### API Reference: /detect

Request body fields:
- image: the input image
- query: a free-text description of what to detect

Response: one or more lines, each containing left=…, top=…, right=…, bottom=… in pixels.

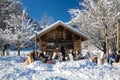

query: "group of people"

left=24, top=48, right=84, bottom=65
left=60, top=44, right=85, bottom=61
left=24, top=50, right=55, bottom=65
left=69, top=50, right=84, bottom=60
left=24, top=45, right=120, bottom=65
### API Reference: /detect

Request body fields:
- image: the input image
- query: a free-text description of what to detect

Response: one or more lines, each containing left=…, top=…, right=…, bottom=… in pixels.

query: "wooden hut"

left=30, top=20, right=88, bottom=54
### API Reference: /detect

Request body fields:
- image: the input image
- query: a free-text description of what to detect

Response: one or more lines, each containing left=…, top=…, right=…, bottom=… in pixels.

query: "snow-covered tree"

left=69, top=0, right=120, bottom=53
left=4, top=10, right=36, bottom=56
left=0, top=0, right=21, bottom=55
left=0, top=0, right=41, bottom=56
left=0, top=0, right=21, bottom=29
left=40, top=14, right=54, bottom=28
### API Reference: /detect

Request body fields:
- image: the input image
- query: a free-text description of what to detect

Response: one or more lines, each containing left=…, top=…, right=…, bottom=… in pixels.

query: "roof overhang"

left=30, top=20, right=89, bottom=41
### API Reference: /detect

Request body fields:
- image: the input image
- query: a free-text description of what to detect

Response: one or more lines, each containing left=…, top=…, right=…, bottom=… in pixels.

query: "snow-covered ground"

left=0, top=51, right=120, bottom=80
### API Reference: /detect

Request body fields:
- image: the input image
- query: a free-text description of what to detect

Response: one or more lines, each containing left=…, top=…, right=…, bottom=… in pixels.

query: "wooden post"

left=53, top=29, right=56, bottom=40
left=102, top=18, right=109, bottom=62
left=79, top=37, right=81, bottom=52
left=35, top=33, right=37, bottom=54
left=105, top=25, right=109, bottom=60
left=117, top=19, right=120, bottom=55
left=39, top=38, right=42, bottom=51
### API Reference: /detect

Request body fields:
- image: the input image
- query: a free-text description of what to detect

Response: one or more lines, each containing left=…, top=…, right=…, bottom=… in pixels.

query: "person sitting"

left=71, top=50, right=77, bottom=60
left=73, top=51, right=79, bottom=60
left=108, top=52, right=117, bottom=65
left=24, top=50, right=41, bottom=65
left=24, top=50, right=35, bottom=65
left=39, top=51, right=49, bottom=63
left=76, top=51, right=83, bottom=60
left=115, top=55, right=120, bottom=63
left=68, top=50, right=74, bottom=61
left=84, top=51, right=90, bottom=59
left=31, top=50, right=40, bottom=61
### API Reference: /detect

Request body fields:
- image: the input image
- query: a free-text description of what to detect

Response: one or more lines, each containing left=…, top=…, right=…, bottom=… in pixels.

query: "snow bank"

left=0, top=56, right=120, bottom=80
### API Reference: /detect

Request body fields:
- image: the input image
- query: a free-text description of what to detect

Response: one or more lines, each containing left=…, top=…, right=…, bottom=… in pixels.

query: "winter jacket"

left=109, top=54, right=116, bottom=59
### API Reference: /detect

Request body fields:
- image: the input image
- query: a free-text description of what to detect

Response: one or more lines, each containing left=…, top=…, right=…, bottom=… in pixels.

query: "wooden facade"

left=31, top=21, right=88, bottom=54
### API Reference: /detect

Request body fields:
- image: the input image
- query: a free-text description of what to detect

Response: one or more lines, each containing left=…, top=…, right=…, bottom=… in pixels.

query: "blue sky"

left=21, top=0, right=80, bottom=22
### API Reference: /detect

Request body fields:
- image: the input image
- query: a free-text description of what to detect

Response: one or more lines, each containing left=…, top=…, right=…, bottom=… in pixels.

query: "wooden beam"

left=79, top=37, right=81, bottom=51
left=63, top=28, right=66, bottom=39
left=53, top=29, right=56, bottom=40
left=117, top=19, right=120, bottom=55
left=39, top=37, right=42, bottom=51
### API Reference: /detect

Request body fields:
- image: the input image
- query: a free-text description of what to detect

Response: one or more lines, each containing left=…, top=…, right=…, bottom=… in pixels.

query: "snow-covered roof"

left=30, top=20, right=88, bottom=41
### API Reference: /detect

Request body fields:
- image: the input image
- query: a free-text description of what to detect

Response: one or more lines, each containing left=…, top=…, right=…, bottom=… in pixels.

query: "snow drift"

left=0, top=55, right=120, bottom=80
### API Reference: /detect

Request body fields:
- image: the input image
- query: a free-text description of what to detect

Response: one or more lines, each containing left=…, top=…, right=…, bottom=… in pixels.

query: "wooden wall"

left=74, top=39, right=81, bottom=51
left=37, top=25, right=82, bottom=53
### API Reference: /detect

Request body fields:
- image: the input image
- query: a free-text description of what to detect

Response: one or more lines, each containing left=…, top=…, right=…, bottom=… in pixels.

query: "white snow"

left=0, top=51, right=120, bottom=80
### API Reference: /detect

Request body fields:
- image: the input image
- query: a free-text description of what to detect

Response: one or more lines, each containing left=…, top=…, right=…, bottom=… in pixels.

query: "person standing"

left=60, top=44, right=65, bottom=61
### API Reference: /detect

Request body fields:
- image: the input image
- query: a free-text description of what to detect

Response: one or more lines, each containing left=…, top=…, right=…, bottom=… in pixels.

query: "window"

left=47, top=42, right=55, bottom=49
